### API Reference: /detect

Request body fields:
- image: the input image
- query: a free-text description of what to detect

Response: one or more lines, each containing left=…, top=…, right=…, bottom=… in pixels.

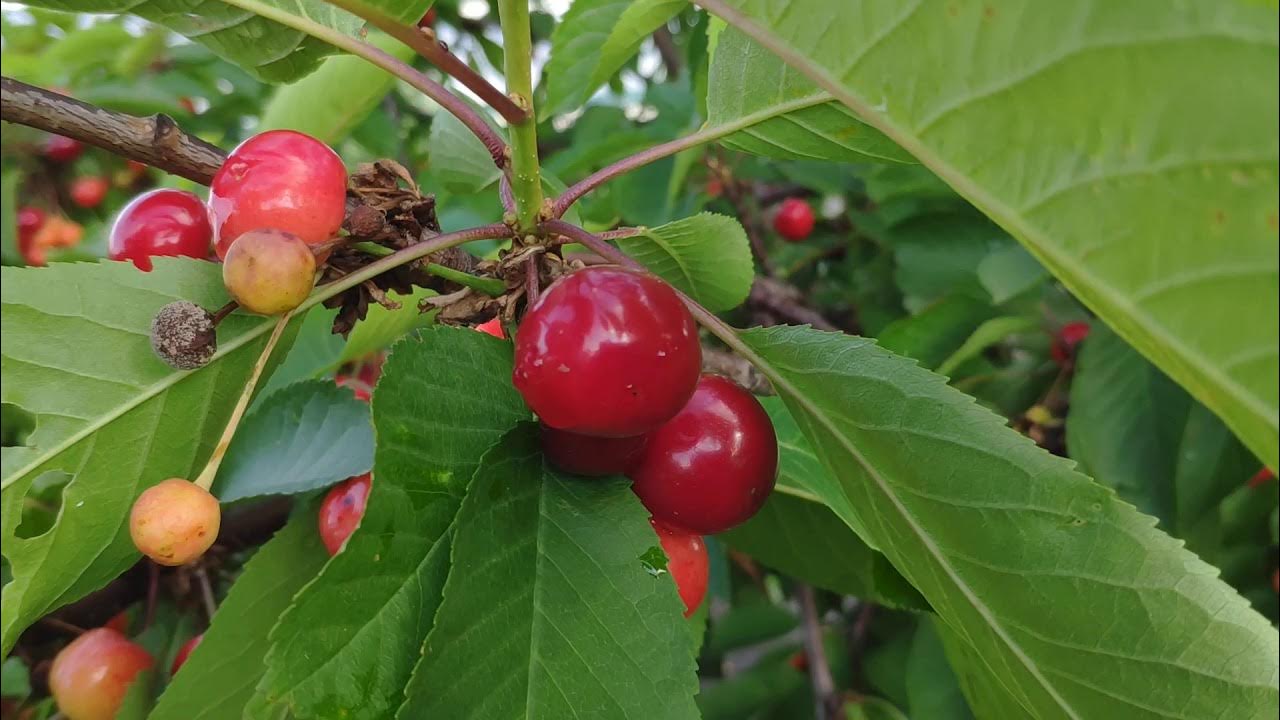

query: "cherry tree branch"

left=1, top=77, right=226, bottom=184
left=322, top=0, right=528, bottom=124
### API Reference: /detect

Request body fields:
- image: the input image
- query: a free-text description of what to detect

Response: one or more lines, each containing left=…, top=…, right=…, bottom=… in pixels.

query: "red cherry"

left=45, top=135, right=84, bottom=163
left=540, top=423, right=646, bottom=477
left=773, top=198, right=814, bottom=242
left=49, top=628, right=154, bottom=720
left=417, top=7, right=437, bottom=27
left=178, top=96, right=197, bottom=114
left=630, top=374, right=778, bottom=534
left=1050, top=321, right=1091, bottom=366
left=170, top=634, right=202, bottom=675
left=650, top=519, right=708, bottom=617
left=209, top=130, right=348, bottom=259
left=109, top=189, right=213, bottom=271
left=103, top=610, right=130, bottom=635
left=70, top=176, right=109, bottom=209
left=1248, top=467, right=1276, bottom=489
left=788, top=651, right=809, bottom=672
left=476, top=317, right=505, bottom=339
left=318, top=473, right=372, bottom=555
left=335, top=375, right=372, bottom=403
left=513, top=267, right=701, bottom=438
left=17, top=207, right=46, bottom=245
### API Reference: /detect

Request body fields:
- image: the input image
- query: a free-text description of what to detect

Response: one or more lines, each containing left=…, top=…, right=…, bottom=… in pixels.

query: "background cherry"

left=170, top=634, right=203, bottom=675
left=70, top=176, right=109, bottom=208
left=630, top=374, right=778, bottom=534
left=1050, top=320, right=1091, bottom=366
left=513, top=267, right=701, bottom=438
left=209, top=129, right=348, bottom=259
left=650, top=519, right=708, bottom=617
left=49, top=628, right=153, bottom=720
left=318, top=473, right=372, bottom=555
left=109, top=189, right=212, bottom=271
left=540, top=424, right=646, bottom=477
left=773, top=197, right=814, bottom=242
left=44, top=135, right=84, bottom=163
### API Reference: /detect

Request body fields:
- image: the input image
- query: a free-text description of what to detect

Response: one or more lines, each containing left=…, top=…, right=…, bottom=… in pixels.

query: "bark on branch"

left=1, top=77, right=227, bottom=185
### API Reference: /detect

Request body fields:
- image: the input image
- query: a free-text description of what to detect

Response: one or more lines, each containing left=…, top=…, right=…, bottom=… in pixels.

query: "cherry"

left=129, top=478, right=221, bottom=566
left=70, top=176, right=109, bottom=209
left=1248, top=467, right=1276, bottom=489
left=318, top=473, right=372, bottom=555
left=109, top=189, right=213, bottom=271
left=335, top=375, right=372, bottom=402
left=476, top=317, right=505, bottom=339
left=209, top=130, right=347, bottom=259
left=104, top=610, right=130, bottom=635
left=630, top=374, right=778, bottom=534
left=773, top=198, right=815, bottom=242
left=21, top=215, right=83, bottom=266
left=17, top=207, right=46, bottom=263
left=1050, top=320, right=1091, bottom=366
left=418, top=7, right=437, bottom=27
left=221, top=228, right=317, bottom=315
left=650, top=519, right=708, bottom=617
left=45, top=135, right=84, bottom=163
left=49, top=628, right=154, bottom=720
left=170, top=634, right=203, bottom=675
left=540, top=424, right=646, bottom=477
left=513, top=267, right=701, bottom=438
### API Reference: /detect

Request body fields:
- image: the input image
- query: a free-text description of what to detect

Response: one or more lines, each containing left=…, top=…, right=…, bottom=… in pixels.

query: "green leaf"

left=544, top=0, right=685, bottom=117
left=213, top=381, right=374, bottom=503
left=734, top=324, right=1279, bottom=719
left=876, top=295, right=995, bottom=370
left=710, top=0, right=1279, bottom=469
left=255, top=306, right=346, bottom=403
left=339, top=287, right=436, bottom=364
left=977, top=245, right=1049, bottom=305
left=1, top=657, right=30, bottom=700
left=904, top=620, right=973, bottom=720
left=0, top=259, right=290, bottom=655
left=707, top=28, right=911, bottom=163
left=149, top=506, right=329, bottom=720
left=401, top=424, right=700, bottom=719
left=722, top=398, right=924, bottom=609
left=256, top=327, right=527, bottom=720
left=20, top=0, right=362, bottom=83
left=934, top=618, right=1036, bottom=720
left=615, top=213, right=754, bottom=312
left=258, top=31, right=416, bottom=143
left=936, top=316, right=1040, bottom=377
left=0, top=169, right=18, bottom=266
left=427, top=109, right=503, bottom=194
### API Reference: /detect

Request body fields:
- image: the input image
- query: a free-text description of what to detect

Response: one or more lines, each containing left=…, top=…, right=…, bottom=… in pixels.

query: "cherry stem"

left=321, top=0, right=528, bottom=124
left=194, top=566, right=218, bottom=622
left=210, top=301, right=238, bottom=325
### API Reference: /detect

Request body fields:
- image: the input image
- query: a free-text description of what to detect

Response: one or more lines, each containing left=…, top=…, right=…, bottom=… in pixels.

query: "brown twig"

left=652, top=25, right=682, bottom=77
left=798, top=584, right=840, bottom=720
left=748, top=276, right=839, bottom=331
left=37, top=617, right=86, bottom=636
left=711, top=152, right=775, bottom=277
left=2, top=77, right=226, bottom=184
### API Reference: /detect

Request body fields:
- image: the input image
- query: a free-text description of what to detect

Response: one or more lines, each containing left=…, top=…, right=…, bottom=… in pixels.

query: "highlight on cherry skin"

left=209, top=129, right=348, bottom=259
left=630, top=374, right=779, bottom=534
left=109, top=188, right=213, bottom=271
left=49, top=628, right=154, bottom=720
left=513, top=267, right=702, bottom=438
left=221, top=227, right=317, bottom=315
left=129, top=478, right=221, bottom=566
left=318, top=473, right=373, bottom=556
left=650, top=519, right=709, bottom=618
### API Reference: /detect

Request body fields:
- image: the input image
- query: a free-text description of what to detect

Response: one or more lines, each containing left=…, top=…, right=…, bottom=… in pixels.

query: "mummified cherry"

left=221, top=228, right=317, bottom=315
left=45, top=135, right=84, bottom=163
left=650, top=519, right=708, bottom=618
left=540, top=424, right=646, bottom=477
left=109, top=189, right=212, bottom=271
left=773, top=198, right=814, bottom=242
left=513, top=267, right=701, bottom=438
left=318, top=473, right=372, bottom=555
left=70, top=176, right=109, bottom=209
left=209, top=130, right=347, bottom=259
left=170, top=634, right=203, bottom=675
left=49, top=628, right=154, bottom=720
left=150, top=301, right=218, bottom=370
left=129, top=479, right=221, bottom=566
left=630, top=374, right=778, bottom=534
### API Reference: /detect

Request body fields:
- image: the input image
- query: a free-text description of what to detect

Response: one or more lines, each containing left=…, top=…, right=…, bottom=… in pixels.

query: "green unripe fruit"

left=221, top=228, right=316, bottom=315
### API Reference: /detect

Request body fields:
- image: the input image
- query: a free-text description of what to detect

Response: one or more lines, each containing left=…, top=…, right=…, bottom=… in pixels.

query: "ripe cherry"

left=1050, top=321, right=1091, bottom=366
left=17, top=207, right=46, bottom=263
left=476, top=317, right=505, bottom=339
left=70, top=176, right=109, bottom=209
left=418, top=7, right=437, bottom=27
left=170, top=634, right=203, bottom=675
left=1248, top=467, right=1276, bottom=489
left=104, top=610, right=130, bottom=635
left=129, top=479, right=221, bottom=566
left=318, top=473, right=372, bottom=555
left=221, top=228, right=317, bottom=315
left=109, top=189, right=213, bottom=271
left=540, top=424, right=646, bottom=477
left=335, top=375, right=372, bottom=402
left=773, top=198, right=815, bottom=242
left=45, top=135, right=84, bottom=163
left=209, top=130, right=348, bottom=259
left=630, top=374, right=778, bottom=534
left=513, top=267, right=701, bottom=438
left=49, top=628, right=154, bottom=720
left=650, top=519, right=708, bottom=617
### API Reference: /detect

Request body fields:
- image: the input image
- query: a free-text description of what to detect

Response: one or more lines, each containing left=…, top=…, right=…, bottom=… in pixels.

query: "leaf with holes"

left=615, top=213, right=754, bottom=312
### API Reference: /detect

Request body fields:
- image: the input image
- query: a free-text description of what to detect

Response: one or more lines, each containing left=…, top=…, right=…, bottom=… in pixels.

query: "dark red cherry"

left=170, top=634, right=202, bottom=675
left=540, top=424, right=646, bottom=477
left=630, top=374, right=778, bottom=534
left=70, top=176, right=109, bottom=209
left=1050, top=320, right=1091, bottom=366
left=773, top=198, right=814, bottom=242
left=417, top=7, right=437, bottom=27
left=650, top=519, right=708, bottom=617
left=209, top=130, right=347, bottom=259
left=513, top=267, right=701, bottom=438
left=318, top=473, right=372, bottom=555
left=45, top=135, right=84, bottom=163
left=109, top=189, right=212, bottom=271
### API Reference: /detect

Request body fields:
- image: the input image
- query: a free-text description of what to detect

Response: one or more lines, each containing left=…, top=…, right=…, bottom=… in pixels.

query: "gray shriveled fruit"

left=150, top=301, right=216, bottom=370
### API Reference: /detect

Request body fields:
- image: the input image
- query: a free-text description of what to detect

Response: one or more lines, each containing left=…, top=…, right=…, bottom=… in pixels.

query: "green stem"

left=496, top=0, right=543, bottom=231
left=352, top=242, right=507, bottom=296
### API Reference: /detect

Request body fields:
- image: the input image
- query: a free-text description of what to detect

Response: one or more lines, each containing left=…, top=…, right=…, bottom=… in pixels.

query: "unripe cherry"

left=49, top=628, right=154, bottom=720
left=109, top=189, right=212, bottom=271
left=318, top=473, right=372, bottom=555
left=540, top=424, right=646, bottom=477
left=129, top=478, right=221, bottom=566
left=650, top=519, right=708, bottom=618
left=221, top=228, right=317, bottom=315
